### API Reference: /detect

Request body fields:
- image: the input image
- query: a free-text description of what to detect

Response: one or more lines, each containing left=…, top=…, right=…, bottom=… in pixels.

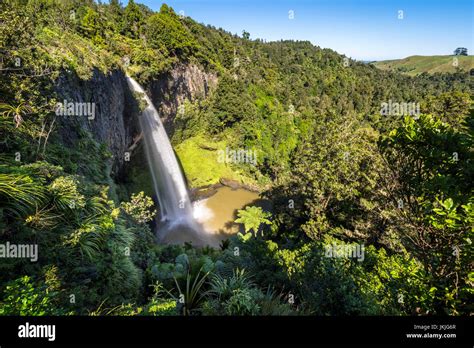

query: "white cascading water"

left=126, top=76, right=209, bottom=245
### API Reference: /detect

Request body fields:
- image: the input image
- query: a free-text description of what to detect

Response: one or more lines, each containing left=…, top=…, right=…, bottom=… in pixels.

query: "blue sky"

left=124, top=0, right=473, bottom=61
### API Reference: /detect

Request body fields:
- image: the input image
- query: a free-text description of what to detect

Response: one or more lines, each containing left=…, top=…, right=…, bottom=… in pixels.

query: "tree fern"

left=235, top=206, right=272, bottom=237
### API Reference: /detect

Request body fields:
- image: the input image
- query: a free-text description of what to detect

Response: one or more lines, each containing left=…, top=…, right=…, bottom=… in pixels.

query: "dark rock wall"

left=148, top=64, right=218, bottom=136
left=54, top=68, right=139, bottom=180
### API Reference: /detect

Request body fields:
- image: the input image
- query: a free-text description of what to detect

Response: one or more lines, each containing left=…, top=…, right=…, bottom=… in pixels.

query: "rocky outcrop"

left=53, top=63, right=217, bottom=182
left=54, top=68, right=139, bottom=180
left=148, top=64, right=218, bottom=135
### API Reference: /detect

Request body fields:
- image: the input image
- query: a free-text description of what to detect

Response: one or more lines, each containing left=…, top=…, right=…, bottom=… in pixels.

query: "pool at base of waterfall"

left=157, top=186, right=269, bottom=248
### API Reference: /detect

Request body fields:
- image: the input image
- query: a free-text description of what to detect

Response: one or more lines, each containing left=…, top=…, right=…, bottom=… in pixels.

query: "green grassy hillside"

left=372, top=55, right=474, bottom=76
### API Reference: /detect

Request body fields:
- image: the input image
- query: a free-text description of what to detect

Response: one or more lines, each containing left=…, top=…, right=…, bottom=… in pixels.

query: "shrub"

left=0, top=276, right=63, bottom=315
left=120, top=191, right=156, bottom=224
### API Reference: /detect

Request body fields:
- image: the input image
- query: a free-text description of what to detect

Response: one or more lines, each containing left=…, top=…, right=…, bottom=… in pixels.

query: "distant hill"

left=372, top=55, right=474, bottom=76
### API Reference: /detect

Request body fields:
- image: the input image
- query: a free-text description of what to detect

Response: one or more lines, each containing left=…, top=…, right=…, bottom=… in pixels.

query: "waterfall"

left=126, top=76, right=208, bottom=245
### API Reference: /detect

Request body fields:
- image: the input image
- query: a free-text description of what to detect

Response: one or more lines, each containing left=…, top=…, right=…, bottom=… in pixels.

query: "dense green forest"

left=0, top=0, right=472, bottom=316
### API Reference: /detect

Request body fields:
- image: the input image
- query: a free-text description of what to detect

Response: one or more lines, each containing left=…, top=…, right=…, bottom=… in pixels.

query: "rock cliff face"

left=54, top=69, right=140, bottom=180
left=148, top=64, right=218, bottom=135
left=53, top=64, right=217, bottom=182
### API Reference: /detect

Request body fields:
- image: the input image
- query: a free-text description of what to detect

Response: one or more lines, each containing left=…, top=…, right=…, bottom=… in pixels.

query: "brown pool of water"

left=158, top=186, right=270, bottom=248
left=193, top=186, right=268, bottom=243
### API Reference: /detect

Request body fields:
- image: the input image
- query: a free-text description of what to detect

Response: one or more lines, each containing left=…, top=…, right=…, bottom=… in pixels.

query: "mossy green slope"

left=175, top=135, right=254, bottom=188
